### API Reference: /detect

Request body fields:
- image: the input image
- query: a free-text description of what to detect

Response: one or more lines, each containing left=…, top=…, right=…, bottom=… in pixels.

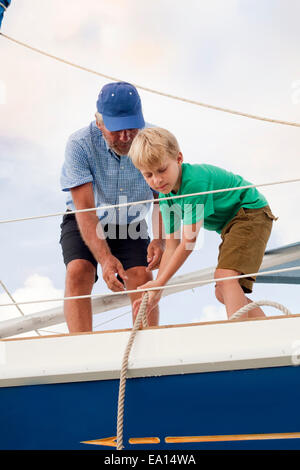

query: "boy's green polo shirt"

left=158, top=163, right=268, bottom=234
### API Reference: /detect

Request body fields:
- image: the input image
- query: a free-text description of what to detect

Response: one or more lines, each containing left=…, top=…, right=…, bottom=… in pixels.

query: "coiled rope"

left=1, top=32, right=300, bottom=129
left=116, top=292, right=149, bottom=451
left=230, top=300, right=292, bottom=320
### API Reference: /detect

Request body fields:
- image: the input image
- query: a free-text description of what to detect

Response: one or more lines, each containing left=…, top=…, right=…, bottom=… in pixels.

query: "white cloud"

left=192, top=303, right=227, bottom=323
left=0, top=274, right=67, bottom=337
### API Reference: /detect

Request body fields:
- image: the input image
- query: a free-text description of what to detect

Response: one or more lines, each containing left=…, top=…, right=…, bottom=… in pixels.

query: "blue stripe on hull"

left=1, top=365, right=300, bottom=450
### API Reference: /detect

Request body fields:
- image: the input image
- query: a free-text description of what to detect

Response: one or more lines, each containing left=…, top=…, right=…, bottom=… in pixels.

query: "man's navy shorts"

left=59, top=212, right=150, bottom=283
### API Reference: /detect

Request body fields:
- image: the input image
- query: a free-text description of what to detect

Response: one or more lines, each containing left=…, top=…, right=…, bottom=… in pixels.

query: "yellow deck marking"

left=81, top=436, right=117, bottom=447
left=165, top=432, right=300, bottom=443
left=81, top=431, right=300, bottom=447
left=129, top=437, right=160, bottom=444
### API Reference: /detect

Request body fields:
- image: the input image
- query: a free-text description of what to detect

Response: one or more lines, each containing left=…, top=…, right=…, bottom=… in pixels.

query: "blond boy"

left=128, top=127, right=277, bottom=321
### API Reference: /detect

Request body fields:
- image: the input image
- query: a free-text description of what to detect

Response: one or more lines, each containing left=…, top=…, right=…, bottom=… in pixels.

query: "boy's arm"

left=152, top=194, right=165, bottom=241
left=132, top=231, right=180, bottom=318
left=146, top=194, right=165, bottom=271
left=132, top=221, right=202, bottom=318
left=156, top=231, right=181, bottom=276
left=157, top=220, right=203, bottom=286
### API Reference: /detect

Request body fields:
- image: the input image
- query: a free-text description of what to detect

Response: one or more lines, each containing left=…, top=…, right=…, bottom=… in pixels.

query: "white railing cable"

left=0, top=265, right=298, bottom=309
left=0, top=177, right=300, bottom=225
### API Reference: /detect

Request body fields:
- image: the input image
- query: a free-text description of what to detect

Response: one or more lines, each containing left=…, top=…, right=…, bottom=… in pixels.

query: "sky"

left=0, top=0, right=300, bottom=337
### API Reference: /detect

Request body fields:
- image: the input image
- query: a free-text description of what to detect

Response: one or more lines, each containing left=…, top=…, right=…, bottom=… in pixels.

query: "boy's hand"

left=146, top=239, right=165, bottom=271
left=132, top=280, right=163, bottom=321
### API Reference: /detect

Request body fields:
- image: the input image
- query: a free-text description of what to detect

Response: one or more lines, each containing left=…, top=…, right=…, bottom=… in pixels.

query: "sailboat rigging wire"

left=93, top=309, right=132, bottom=329
left=0, top=280, right=41, bottom=335
left=0, top=265, right=298, bottom=309
left=0, top=177, right=299, bottom=225
left=1, top=32, right=300, bottom=128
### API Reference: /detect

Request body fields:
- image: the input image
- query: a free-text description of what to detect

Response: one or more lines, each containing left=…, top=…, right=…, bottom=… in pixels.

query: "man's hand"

left=101, top=255, right=128, bottom=292
left=146, top=239, right=165, bottom=272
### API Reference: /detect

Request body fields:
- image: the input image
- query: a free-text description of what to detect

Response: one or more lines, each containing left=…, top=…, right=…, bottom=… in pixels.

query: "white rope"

left=0, top=177, right=299, bottom=225
left=116, top=292, right=149, bottom=451
left=230, top=300, right=292, bottom=320
left=1, top=32, right=300, bottom=128
left=0, top=265, right=298, bottom=309
left=0, top=2, right=7, bottom=11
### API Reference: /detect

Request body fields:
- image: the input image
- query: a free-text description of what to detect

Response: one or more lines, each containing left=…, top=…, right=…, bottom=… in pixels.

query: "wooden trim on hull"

left=2, top=313, right=300, bottom=342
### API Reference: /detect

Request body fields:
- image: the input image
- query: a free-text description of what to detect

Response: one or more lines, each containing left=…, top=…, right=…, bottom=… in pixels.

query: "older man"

left=60, top=82, right=164, bottom=333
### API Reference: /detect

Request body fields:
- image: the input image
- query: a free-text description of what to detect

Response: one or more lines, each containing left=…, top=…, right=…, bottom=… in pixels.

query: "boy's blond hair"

left=129, top=127, right=181, bottom=169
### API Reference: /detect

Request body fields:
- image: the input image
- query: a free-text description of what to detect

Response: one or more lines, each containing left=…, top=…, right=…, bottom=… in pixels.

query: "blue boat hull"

left=1, top=365, right=300, bottom=450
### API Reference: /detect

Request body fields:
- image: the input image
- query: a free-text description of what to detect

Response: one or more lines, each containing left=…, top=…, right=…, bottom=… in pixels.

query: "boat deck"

left=1, top=314, right=300, bottom=388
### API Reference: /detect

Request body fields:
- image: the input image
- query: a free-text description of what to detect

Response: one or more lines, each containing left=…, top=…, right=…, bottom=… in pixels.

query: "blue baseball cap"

left=96, top=82, right=145, bottom=131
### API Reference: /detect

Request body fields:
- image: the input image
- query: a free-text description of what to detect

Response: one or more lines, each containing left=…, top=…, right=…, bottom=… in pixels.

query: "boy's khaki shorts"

left=217, top=206, right=277, bottom=293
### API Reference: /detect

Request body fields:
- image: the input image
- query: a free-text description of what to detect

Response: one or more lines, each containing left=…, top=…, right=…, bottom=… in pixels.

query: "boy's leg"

left=215, top=206, right=276, bottom=320
left=214, top=268, right=265, bottom=320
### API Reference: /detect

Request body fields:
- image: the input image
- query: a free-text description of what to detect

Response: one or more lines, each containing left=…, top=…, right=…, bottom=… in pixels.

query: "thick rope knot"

left=116, top=292, right=149, bottom=451
left=230, top=299, right=292, bottom=320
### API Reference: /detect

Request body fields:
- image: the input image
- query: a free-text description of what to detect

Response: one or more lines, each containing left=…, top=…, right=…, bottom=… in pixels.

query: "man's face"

left=97, top=122, right=139, bottom=156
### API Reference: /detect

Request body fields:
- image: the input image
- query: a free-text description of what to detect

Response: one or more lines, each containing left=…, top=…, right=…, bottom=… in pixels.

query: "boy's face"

left=140, top=152, right=183, bottom=194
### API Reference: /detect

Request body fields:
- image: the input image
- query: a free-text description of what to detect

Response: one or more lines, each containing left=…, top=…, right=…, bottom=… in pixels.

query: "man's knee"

left=125, top=266, right=152, bottom=288
left=66, top=259, right=96, bottom=291
left=127, top=265, right=151, bottom=279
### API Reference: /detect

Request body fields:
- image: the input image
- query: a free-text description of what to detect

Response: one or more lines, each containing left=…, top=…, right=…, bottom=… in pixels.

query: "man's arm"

left=71, top=183, right=110, bottom=260
left=70, top=183, right=127, bottom=291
